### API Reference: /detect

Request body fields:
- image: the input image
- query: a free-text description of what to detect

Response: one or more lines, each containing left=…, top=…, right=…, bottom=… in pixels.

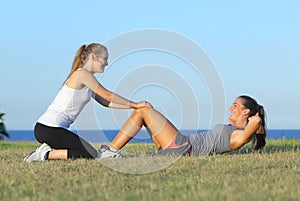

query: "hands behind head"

left=248, top=113, right=262, bottom=124
left=248, top=112, right=264, bottom=135
left=134, top=100, right=153, bottom=109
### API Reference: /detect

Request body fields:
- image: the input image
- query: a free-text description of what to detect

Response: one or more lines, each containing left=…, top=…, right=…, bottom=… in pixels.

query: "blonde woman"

left=24, top=43, right=151, bottom=162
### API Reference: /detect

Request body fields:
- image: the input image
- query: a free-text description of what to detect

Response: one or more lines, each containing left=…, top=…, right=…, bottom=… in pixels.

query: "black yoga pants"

left=34, top=123, right=97, bottom=159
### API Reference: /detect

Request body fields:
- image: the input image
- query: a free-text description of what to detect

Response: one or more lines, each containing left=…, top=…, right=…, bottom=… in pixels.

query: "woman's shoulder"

left=76, top=68, right=92, bottom=75
left=66, top=69, right=94, bottom=89
left=213, top=124, right=226, bottom=129
left=70, top=69, right=95, bottom=81
left=212, top=124, right=242, bottom=133
left=218, top=123, right=244, bottom=130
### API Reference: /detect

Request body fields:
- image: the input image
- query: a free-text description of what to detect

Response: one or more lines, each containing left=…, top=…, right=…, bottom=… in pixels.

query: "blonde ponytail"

left=63, top=45, right=86, bottom=85
left=63, top=43, right=107, bottom=85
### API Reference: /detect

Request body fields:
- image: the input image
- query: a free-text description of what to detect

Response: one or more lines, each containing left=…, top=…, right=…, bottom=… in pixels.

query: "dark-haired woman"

left=98, top=95, right=266, bottom=158
left=24, top=43, right=151, bottom=162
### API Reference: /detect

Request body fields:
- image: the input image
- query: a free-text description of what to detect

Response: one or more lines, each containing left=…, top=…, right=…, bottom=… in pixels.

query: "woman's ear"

left=243, top=108, right=250, bottom=115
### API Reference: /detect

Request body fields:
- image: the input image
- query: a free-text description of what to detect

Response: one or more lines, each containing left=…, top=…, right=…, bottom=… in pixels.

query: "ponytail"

left=62, top=43, right=107, bottom=86
left=63, top=45, right=87, bottom=85
left=253, top=105, right=267, bottom=151
left=239, top=95, right=267, bottom=152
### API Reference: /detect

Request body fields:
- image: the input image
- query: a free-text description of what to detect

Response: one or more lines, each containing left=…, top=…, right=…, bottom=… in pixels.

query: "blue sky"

left=1, top=1, right=299, bottom=130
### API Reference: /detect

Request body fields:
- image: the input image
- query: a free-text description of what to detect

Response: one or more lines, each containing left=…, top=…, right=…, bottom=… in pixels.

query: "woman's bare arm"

left=230, top=114, right=262, bottom=149
left=78, top=70, right=138, bottom=108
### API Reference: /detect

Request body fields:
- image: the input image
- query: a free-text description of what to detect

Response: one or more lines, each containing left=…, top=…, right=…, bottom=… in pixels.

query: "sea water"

left=4, top=129, right=300, bottom=142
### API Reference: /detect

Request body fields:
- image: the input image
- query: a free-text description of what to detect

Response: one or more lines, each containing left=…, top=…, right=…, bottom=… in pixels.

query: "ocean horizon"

left=3, top=129, right=300, bottom=142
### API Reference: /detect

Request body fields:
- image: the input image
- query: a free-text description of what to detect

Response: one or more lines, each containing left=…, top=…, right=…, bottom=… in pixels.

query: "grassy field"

left=0, top=140, right=299, bottom=201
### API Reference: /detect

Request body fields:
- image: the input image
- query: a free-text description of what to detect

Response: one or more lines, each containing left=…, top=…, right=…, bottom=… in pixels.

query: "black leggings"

left=34, top=123, right=97, bottom=159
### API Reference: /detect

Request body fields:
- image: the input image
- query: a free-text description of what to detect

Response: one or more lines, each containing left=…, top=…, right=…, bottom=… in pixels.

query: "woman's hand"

left=134, top=101, right=153, bottom=109
left=248, top=112, right=265, bottom=135
left=248, top=113, right=261, bottom=124
left=231, top=113, right=263, bottom=150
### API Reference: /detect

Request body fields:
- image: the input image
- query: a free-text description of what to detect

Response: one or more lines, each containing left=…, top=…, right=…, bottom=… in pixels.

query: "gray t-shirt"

left=188, top=124, right=243, bottom=156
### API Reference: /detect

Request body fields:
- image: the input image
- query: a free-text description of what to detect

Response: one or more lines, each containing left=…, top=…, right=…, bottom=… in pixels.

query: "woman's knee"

left=132, top=107, right=152, bottom=117
left=34, top=123, right=49, bottom=143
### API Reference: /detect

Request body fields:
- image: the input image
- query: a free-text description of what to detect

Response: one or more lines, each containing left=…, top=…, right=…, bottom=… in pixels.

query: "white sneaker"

left=24, top=143, right=52, bottom=162
left=97, top=144, right=121, bottom=159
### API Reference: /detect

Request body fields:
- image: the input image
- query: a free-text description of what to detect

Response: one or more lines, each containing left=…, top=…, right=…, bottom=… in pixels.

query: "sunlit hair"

left=63, top=43, right=107, bottom=84
left=239, top=95, right=267, bottom=152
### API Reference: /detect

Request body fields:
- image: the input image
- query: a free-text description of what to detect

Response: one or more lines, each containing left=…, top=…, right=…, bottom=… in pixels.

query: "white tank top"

left=38, top=85, right=92, bottom=129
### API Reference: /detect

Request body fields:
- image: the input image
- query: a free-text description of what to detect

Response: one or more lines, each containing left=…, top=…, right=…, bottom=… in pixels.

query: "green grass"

left=0, top=140, right=299, bottom=201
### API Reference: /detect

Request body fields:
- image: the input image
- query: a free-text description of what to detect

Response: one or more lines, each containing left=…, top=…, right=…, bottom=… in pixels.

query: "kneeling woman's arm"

left=79, top=69, right=149, bottom=109
left=93, top=93, right=150, bottom=109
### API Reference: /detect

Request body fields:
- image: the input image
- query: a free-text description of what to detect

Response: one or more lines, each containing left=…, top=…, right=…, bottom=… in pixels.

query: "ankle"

left=109, top=144, right=119, bottom=151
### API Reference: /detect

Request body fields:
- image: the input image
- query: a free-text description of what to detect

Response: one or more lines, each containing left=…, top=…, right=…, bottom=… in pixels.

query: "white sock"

left=109, top=145, right=119, bottom=152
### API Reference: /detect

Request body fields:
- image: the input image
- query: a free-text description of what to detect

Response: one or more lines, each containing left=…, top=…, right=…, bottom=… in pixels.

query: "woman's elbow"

left=230, top=136, right=251, bottom=150
left=102, top=91, right=113, bottom=102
